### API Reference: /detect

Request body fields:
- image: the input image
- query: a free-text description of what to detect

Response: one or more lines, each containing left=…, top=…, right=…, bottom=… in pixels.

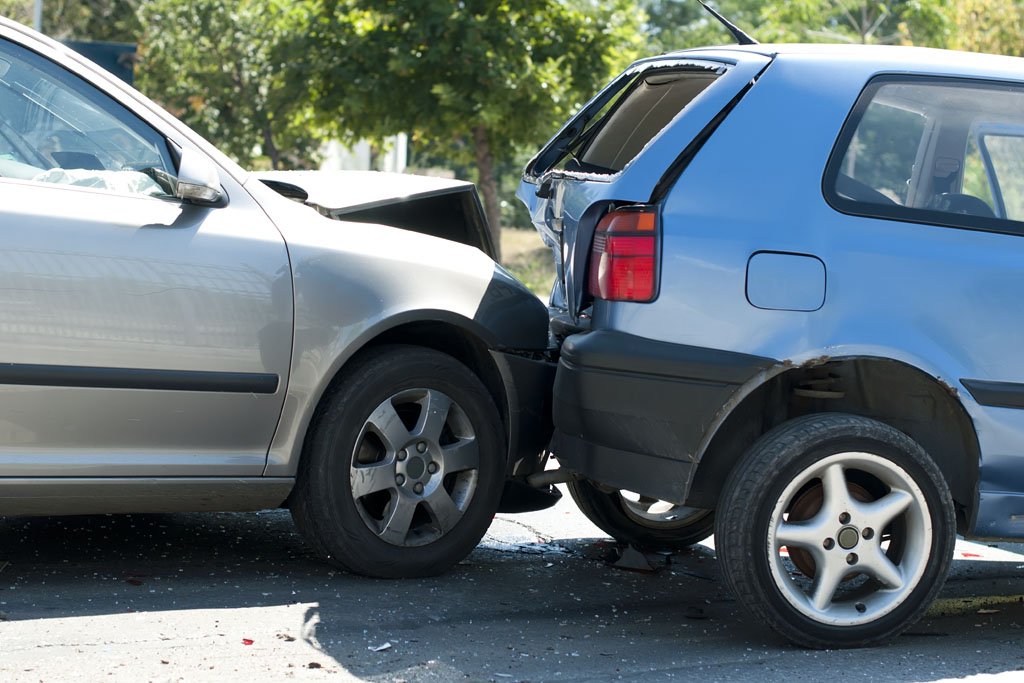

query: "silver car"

left=0, top=18, right=554, bottom=578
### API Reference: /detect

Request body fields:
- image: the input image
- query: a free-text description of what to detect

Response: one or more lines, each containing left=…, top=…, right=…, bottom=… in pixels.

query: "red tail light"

left=588, top=208, right=659, bottom=302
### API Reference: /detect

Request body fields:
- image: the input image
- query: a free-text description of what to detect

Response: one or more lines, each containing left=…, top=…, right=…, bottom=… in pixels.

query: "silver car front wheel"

left=291, top=345, right=504, bottom=578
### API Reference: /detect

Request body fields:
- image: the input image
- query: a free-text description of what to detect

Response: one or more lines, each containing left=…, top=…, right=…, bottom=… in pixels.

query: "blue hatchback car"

left=519, top=43, right=1024, bottom=648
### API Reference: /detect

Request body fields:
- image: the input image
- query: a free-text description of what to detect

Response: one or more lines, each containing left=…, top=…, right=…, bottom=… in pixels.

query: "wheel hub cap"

left=405, top=455, right=426, bottom=480
left=837, top=526, right=859, bottom=550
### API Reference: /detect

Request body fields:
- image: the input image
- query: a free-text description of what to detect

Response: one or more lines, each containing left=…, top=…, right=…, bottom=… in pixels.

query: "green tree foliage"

left=0, top=1, right=31, bottom=27
left=136, top=0, right=320, bottom=169
left=643, top=0, right=764, bottom=51
left=643, top=1, right=951, bottom=49
left=942, top=0, right=1024, bottom=56
left=0, top=0, right=142, bottom=41
left=754, top=0, right=951, bottom=45
left=307, top=0, right=646, bottom=258
left=741, top=0, right=1019, bottom=54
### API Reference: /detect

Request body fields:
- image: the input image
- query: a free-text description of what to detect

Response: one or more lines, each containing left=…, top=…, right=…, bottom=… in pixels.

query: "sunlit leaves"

left=136, top=0, right=321, bottom=169
left=1, top=0, right=143, bottom=41
left=306, top=0, right=645, bottom=246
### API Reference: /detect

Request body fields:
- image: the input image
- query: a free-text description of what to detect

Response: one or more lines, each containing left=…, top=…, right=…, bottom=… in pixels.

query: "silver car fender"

left=251, top=185, right=549, bottom=477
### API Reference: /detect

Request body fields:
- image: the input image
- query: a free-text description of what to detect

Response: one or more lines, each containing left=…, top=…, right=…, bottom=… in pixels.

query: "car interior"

left=0, top=38, right=174, bottom=196
left=836, top=79, right=1024, bottom=225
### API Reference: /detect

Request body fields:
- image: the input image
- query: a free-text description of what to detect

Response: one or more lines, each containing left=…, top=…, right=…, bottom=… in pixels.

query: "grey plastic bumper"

left=552, top=329, right=774, bottom=503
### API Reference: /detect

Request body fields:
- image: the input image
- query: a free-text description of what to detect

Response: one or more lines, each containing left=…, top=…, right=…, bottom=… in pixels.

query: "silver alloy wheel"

left=349, top=387, right=479, bottom=547
left=619, top=491, right=711, bottom=529
left=767, top=452, right=932, bottom=626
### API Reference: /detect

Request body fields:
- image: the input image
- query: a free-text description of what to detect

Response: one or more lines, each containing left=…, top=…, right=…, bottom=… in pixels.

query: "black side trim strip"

left=0, top=363, right=279, bottom=394
left=961, top=378, right=1024, bottom=409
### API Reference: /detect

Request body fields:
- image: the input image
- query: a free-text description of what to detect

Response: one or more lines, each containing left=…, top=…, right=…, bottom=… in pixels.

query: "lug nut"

left=396, top=474, right=406, bottom=486
left=862, top=527, right=874, bottom=540
left=417, top=442, right=427, bottom=453
left=855, top=602, right=866, bottom=613
left=413, top=483, right=424, bottom=494
left=428, top=462, right=439, bottom=474
left=823, top=538, right=835, bottom=550
left=839, top=512, right=851, bottom=524
left=398, top=449, right=407, bottom=461
left=846, top=553, right=858, bottom=565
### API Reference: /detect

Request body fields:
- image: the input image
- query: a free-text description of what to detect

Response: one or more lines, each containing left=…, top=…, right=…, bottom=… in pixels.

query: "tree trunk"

left=262, top=122, right=281, bottom=170
left=473, top=124, right=502, bottom=262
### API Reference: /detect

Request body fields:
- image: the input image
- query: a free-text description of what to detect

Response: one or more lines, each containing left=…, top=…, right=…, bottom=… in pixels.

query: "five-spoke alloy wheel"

left=717, top=413, right=955, bottom=648
left=291, top=345, right=504, bottom=578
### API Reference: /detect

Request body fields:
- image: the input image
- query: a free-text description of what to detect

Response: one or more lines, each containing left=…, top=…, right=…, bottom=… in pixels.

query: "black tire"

left=716, top=413, right=955, bottom=649
left=290, top=344, right=505, bottom=578
left=567, top=479, right=713, bottom=550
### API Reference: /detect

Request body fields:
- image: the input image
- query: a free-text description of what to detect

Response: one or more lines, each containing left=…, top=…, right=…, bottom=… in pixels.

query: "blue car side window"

left=824, top=75, right=1024, bottom=236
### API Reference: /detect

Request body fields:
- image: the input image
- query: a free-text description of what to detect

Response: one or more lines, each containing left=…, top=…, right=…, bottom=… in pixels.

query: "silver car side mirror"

left=175, top=148, right=224, bottom=205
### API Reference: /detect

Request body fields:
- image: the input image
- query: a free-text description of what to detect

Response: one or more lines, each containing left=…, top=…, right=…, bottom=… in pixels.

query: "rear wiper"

left=562, top=119, right=603, bottom=167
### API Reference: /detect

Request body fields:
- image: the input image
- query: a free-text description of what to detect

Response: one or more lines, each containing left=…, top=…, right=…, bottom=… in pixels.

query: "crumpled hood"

left=256, top=170, right=495, bottom=259
left=256, top=170, right=472, bottom=213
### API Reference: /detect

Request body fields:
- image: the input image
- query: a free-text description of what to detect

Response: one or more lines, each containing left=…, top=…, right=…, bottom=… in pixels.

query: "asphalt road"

left=1, top=490, right=1023, bottom=682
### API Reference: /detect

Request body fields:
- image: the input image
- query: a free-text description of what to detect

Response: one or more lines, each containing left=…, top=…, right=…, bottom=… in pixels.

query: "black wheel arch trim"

left=472, top=264, right=550, bottom=351
left=552, top=330, right=776, bottom=502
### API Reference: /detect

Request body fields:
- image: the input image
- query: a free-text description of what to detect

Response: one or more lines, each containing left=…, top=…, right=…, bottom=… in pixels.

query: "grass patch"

left=500, top=228, right=556, bottom=298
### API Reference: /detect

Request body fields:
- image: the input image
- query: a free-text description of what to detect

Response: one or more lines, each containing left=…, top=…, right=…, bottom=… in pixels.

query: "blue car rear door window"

left=824, top=74, right=1024, bottom=236
left=975, top=130, right=1024, bottom=220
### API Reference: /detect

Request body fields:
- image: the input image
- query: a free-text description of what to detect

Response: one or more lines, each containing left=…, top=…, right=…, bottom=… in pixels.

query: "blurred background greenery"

left=1, top=0, right=1020, bottom=292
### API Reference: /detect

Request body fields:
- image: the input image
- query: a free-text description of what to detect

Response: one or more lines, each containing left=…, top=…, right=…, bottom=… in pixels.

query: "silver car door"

left=0, top=37, right=292, bottom=476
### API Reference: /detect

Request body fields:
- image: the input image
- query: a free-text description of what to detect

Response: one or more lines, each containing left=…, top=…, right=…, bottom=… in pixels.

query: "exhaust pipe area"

left=526, top=469, right=580, bottom=488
